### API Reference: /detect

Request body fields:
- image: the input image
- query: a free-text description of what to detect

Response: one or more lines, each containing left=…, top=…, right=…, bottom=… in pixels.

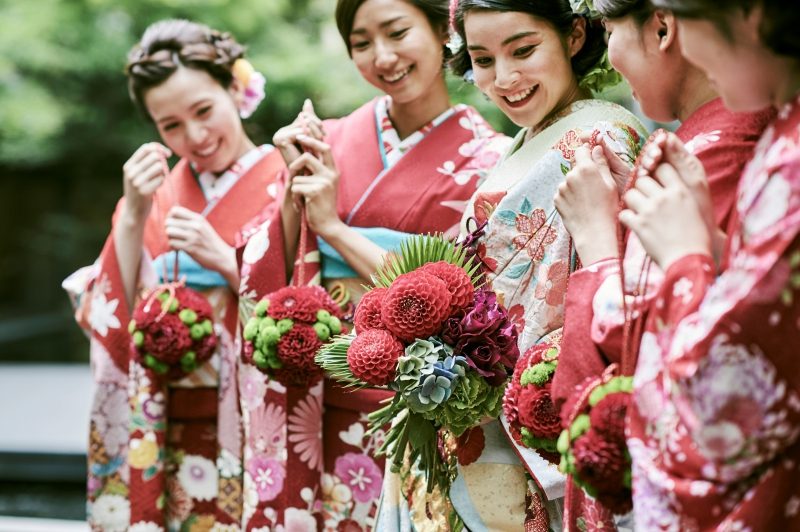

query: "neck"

left=386, top=78, right=451, bottom=140
left=774, top=60, right=800, bottom=107
left=675, top=66, right=718, bottom=122
left=528, top=82, right=590, bottom=139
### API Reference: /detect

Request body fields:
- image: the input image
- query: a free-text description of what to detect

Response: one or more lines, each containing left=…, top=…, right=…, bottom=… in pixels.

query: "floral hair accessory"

left=579, top=49, right=622, bottom=94
left=569, top=0, right=599, bottom=18
left=232, top=58, right=266, bottom=119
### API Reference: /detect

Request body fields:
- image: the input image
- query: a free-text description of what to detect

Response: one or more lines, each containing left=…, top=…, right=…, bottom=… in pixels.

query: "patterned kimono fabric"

left=63, top=146, right=284, bottom=531
left=237, top=95, right=509, bottom=531
left=550, top=99, right=774, bottom=531
left=625, top=94, right=800, bottom=531
left=376, top=99, right=646, bottom=532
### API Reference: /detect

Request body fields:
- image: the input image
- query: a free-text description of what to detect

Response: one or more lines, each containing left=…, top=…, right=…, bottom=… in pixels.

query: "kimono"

left=626, top=94, right=800, bottom=530
left=378, top=99, right=647, bottom=531
left=237, top=95, right=509, bottom=531
left=550, top=100, right=774, bottom=530
left=63, top=146, right=284, bottom=531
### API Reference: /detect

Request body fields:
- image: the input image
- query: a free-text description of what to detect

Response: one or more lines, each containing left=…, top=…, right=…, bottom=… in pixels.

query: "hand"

left=273, top=99, right=326, bottom=166
left=288, top=134, right=344, bottom=238
left=165, top=206, right=239, bottom=289
left=579, top=131, right=634, bottom=192
left=554, top=145, right=620, bottom=265
left=121, top=142, right=171, bottom=219
left=620, top=133, right=713, bottom=271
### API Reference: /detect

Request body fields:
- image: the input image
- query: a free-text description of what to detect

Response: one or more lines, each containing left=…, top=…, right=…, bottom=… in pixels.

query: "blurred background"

left=0, top=0, right=639, bottom=526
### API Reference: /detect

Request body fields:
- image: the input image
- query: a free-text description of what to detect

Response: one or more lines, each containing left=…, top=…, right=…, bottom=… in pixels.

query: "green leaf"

left=406, top=413, right=435, bottom=452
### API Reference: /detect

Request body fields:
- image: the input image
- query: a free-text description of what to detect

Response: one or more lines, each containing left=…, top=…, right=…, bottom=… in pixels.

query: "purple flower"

left=334, top=452, right=382, bottom=504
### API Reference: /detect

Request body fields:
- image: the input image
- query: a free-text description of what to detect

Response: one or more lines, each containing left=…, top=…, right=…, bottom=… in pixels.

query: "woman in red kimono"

left=236, top=0, right=509, bottom=529
left=550, top=0, right=774, bottom=527
left=63, top=20, right=284, bottom=531
left=617, top=0, right=800, bottom=528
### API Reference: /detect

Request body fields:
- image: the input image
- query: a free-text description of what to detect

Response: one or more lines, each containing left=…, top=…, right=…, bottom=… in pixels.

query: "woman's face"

left=145, top=66, right=249, bottom=173
left=465, top=10, right=583, bottom=128
left=606, top=15, right=676, bottom=122
left=676, top=13, right=778, bottom=111
left=348, top=0, right=446, bottom=105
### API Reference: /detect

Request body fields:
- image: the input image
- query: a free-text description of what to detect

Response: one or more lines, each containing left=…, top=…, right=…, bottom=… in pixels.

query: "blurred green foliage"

left=0, top=0, right=515, bottom=362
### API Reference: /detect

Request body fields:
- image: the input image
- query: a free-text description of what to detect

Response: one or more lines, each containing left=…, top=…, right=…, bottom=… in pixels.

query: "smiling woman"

left=234, top=0, right=511, bottom=529
left=63, top=19, right=284, bottom=531
left=373, top=0, right=648, bottom=530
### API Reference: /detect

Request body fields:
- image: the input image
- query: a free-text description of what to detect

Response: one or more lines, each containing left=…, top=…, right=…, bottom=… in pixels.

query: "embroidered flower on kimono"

left=250, top=402, right=287, bottom=458
left=240, top=363, right=268, bottom=410
left=288, top=389, right=324, bottom=471
left=215, top=449, right=242, bottom=481
left=247, top=455, right=286, bottom=502
left=166, top=474, right=192, bottom=524
left=512, top=208, right=559, bottom=263
left=473, top=191, right=506, bottom=225
left=353, top=287, right=388, bottom=332
left=178, top=455, right=218, bottom=501
left=91, top=494, right=130, bottom=532
left=278, top=507, right=318, bottom=532
left=128, top=432, right=159, bottom=469
left=92, top=384, right=129, bottom=456
left=535, top=260, right=569, bottom=306
left=334, top=453, right=383, bottom=504
left=335, top=519, right=364, bottom=532
left=555, top=129, right=582, bottom=161
left=129, top=522, right=165, bottom=532
left=88, top=291, right=121, bottom=337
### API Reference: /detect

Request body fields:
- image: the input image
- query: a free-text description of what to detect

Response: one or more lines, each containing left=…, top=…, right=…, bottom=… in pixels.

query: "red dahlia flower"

left=353, top=287, right=388, bottom=332
left=347, top=329, right=404, bottom=386
left=517, top=384, right=562, bottom=441
left=589, top=392, right=630, bottom=443
left=419, top=261, right=474, bottom=313
left=380, top=271, right=451, bottom=342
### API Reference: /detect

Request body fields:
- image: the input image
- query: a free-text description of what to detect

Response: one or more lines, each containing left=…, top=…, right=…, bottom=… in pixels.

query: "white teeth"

left=196, top=143, right=218, bottom=157
left=507, top=86, right=535, bottom=103
left=383, top=67, right=410, bottom=83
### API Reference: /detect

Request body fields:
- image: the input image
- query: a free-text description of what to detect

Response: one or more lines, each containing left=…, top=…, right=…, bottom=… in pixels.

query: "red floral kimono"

left=627, top=95, right=800, bottom=530
left=237, top=96, right=509, bottom=531
left=551, top=100, right=774, bottom=530
left=63, top=147, right=284, bottom=531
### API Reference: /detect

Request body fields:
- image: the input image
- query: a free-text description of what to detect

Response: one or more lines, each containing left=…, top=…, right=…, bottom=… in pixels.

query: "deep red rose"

left=590, top=392, right=630, bottom=443
left=381, top=271, right=451, bottom=342
left=456, top=426, right=486, bottom=466
left=440, top=310, right=465, bottom=345
left=419, top=261, right=475, bottom=313
left=517, top=384, right=562, bottom=440
left=353, top=287, right=388, bottom=332
left=347, top=329, right=404, bottom=386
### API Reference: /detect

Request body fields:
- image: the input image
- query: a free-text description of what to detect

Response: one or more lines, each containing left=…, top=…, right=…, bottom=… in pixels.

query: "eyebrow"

left=350, top=16, right=407, bottom=35
left=156, top=99, right=212, bottom=124
left=467, top=31, right=540, bottom=51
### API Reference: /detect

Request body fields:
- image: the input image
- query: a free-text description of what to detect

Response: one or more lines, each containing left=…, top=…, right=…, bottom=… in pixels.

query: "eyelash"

left=350, top=27, right=410, bottom=50
left=472, top=45, right=537, bottom=68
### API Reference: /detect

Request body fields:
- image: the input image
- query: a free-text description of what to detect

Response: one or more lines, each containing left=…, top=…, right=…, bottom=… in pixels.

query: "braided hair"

left=126, top=19, right=245, bottom=119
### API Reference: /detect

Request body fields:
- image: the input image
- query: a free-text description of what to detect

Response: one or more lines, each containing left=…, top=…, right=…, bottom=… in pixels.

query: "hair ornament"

left=569, top=0, right=600, bottom=19
left=232, top=58, right=266, bottom=119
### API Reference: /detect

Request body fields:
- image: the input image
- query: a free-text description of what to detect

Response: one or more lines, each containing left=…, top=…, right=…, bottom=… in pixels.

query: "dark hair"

left=595, top=0, right=656, bottom=26
left=450, top=0, right=607, bottom=80
left=126, top=19, right=245, bottom=119
left=651, top=0, right=800, bottom=56
left=335, top=0, right=451, bottom=58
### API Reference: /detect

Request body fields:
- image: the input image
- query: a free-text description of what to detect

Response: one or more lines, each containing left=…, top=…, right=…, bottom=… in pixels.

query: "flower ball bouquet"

left=503, top=338, right=563, bottom=461
left=316, top=234, right=520, bottom=495
left=242, top=285, right=343, bottom=387
left=129, top=283, right=218, bottom=380
left=558, top=373, right=634, bottom=515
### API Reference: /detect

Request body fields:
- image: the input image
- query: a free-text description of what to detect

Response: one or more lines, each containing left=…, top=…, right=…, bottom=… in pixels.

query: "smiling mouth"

left=193, top=140, right=221, bottom=159
left=381, top=66, right=413, bottom=84
left=503, top=85, right=538, bottom=108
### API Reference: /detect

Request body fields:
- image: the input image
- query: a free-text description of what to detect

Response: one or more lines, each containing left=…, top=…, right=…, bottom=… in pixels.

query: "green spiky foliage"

left=315, top=334, right=366, bottom=388
left=371, top=233, right=482, bottom=289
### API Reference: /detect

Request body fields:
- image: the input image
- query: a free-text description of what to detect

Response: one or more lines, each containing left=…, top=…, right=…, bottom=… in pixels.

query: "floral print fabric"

left=627, top=95, right=800, bottom=530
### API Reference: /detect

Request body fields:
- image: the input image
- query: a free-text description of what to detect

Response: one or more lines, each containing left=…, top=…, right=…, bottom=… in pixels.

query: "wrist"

left=315, top=218, right=346, bottom=241
left=572, top=226, right=617, bottom=265
left=658, top=245, right=712, bottom=273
